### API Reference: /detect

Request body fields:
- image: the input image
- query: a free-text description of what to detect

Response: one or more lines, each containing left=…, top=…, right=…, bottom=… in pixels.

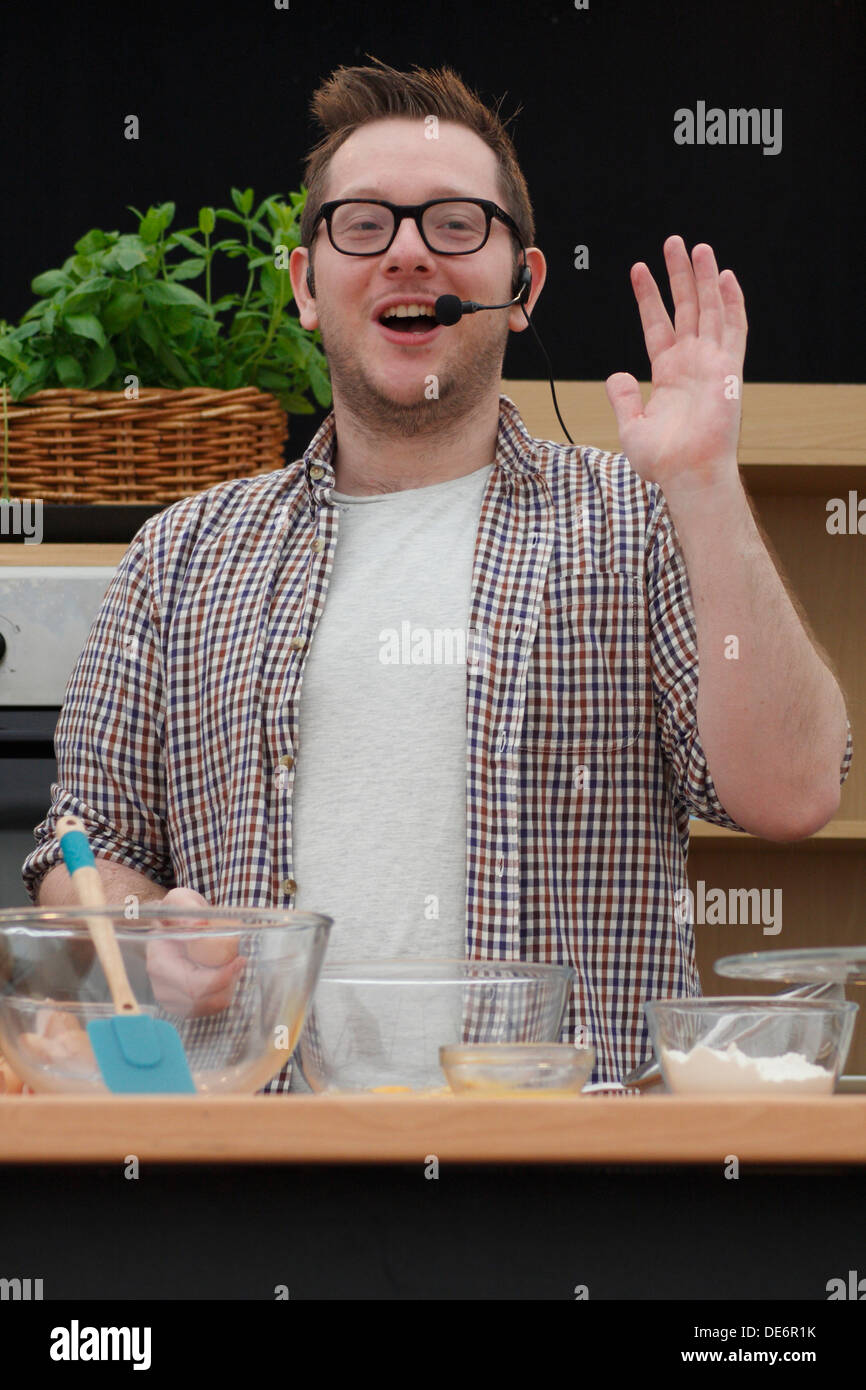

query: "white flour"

left=662, top=1041, right=834, bottom=1094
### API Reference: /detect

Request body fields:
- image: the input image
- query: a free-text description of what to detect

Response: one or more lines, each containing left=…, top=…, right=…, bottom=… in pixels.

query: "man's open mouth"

left=377, top=304, right=439, bottom=333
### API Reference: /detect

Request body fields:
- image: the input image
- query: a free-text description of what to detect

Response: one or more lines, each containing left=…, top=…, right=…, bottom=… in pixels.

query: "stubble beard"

left=317, top=313, right=511, bottom=439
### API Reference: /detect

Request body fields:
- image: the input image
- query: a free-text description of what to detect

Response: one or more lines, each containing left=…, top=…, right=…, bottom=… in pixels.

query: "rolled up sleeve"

left=21, top=528, right=174, bottom=902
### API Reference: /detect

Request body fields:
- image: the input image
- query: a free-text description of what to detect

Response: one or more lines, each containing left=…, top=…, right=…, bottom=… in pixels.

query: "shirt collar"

left=302, top=393, right=542, bottom=513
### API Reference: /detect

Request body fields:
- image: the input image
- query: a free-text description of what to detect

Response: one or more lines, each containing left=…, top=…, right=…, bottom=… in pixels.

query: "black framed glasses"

left=310, top=198, right=524, bottom=256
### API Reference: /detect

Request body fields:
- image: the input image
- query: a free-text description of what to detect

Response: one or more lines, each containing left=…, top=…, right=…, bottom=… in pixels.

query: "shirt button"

left=311, top=538, right=325, bottom=553
left=290, top=635, right=305, bottom=650
left=310, top=465, right=325, bottom=480
left=281, top=878, right=297, bottom=895
left=279, top=754, right=294, bottom=769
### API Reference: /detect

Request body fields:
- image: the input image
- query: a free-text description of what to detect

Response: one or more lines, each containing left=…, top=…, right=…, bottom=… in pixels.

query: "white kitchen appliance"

left=0, top=567, right=116, bottom=705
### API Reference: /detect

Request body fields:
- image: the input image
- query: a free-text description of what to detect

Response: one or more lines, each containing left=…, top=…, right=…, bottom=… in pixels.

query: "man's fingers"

left=186, top=954, right=247, bottom=1003
left=146, top=939, right=247, bottom=1011
left=145, top=893, right=248, bottom=1018
left=158, top=888, right=240, bottom=965
left=605, top=372, right=644, bottom=432
left=160, top=886, right=211, bottom=909
left=719, top=268, right=748, bottom=356
left=664, top=235, right=699, bottom=338
left=148, top=940, right=246, bottom=995
left=151, top=977, right=243, bottom=1017
left=630, top=261, right=675, bottom=364
left=186, top=937, right=240, bottom=966
left=691, top=242, right=724, bottom=344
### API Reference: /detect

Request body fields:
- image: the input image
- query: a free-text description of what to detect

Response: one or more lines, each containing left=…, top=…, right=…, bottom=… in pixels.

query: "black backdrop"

left=2, top=0, right=863, bottom=456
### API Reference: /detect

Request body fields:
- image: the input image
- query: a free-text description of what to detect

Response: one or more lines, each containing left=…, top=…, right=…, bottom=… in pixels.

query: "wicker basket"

left=0, top=385, right=290, bottom=504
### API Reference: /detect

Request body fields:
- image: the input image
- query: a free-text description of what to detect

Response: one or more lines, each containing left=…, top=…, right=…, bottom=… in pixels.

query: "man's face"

left=292, top=118, right=523, bottom=434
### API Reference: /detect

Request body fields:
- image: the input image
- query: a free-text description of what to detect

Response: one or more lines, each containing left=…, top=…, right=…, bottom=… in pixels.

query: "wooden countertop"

left=1, top=1093, right=865, bottom=1165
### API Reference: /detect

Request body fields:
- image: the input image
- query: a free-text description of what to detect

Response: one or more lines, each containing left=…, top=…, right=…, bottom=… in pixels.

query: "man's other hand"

left=146, top=886, right=247, bottom=1017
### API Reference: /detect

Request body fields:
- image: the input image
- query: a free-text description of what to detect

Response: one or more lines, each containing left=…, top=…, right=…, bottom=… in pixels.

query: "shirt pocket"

left=523, top=570, right=644, bottom=751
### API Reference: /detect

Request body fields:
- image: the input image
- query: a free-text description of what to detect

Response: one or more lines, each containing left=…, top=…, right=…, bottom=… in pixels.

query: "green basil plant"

left=0, top=186, right=331, bottom=418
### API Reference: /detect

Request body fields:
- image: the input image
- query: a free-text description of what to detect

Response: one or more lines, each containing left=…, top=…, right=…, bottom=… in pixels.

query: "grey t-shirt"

left=289, top=461, right=494, bottom=1089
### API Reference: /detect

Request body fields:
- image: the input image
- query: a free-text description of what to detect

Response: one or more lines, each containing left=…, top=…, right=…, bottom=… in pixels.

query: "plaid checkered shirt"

left=21, top=394, right=854, bottom=1089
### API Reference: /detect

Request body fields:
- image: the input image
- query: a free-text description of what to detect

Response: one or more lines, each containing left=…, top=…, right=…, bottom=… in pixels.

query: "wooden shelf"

left=1, top=1093, right=865, bottom=1165
left=689, top=818, right=866, bottom=850
left=0, top=543, right=129, bottom=566
left=504, top=381, right=866, bottom=492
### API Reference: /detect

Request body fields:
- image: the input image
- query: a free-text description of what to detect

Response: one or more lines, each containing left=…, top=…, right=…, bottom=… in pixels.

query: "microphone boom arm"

left=432, top=289, right=575, bottom=446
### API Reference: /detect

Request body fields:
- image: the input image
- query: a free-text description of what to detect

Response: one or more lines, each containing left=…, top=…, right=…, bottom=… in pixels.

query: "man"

left=23, top=60, right=852, bottom=1089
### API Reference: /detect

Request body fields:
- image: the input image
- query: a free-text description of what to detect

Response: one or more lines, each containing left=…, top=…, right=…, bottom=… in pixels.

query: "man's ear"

left=290, top=245, right=318, bottom=330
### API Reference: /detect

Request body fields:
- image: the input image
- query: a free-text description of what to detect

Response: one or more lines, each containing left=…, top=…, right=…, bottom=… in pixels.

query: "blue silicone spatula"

left=56, top=815, right=196, bottom=1093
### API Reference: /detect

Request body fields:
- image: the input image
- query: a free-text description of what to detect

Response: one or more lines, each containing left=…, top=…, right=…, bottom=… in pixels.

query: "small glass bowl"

left=298, top=958, right=576, bottom=1092
left=440, top=1042, right=596, bottom=1096
left=645, top=997, right=859, bottom=1095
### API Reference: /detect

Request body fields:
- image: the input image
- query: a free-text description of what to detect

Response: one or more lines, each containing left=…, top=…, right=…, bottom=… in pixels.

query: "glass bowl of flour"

left=644, top=998, right=859, bottom=1095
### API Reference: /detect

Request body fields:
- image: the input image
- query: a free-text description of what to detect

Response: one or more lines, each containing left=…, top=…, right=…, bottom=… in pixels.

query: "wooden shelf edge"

left=0, top=543, right=129, bottom=566
left=1, top=1094, right=865, bottom=1166
left=502, top=380, right=866, bottom=475
left=689, top=818, right=866, bottom=849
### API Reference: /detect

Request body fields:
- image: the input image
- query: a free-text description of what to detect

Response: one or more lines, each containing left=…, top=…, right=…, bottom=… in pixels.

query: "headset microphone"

left=433, top=264, right=532, bottom=327
left=433, top=263, right=574, bottom=444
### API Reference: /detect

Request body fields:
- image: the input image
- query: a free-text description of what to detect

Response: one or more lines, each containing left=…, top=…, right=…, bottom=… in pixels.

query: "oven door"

left=0, top=566, right=116, bottom=907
